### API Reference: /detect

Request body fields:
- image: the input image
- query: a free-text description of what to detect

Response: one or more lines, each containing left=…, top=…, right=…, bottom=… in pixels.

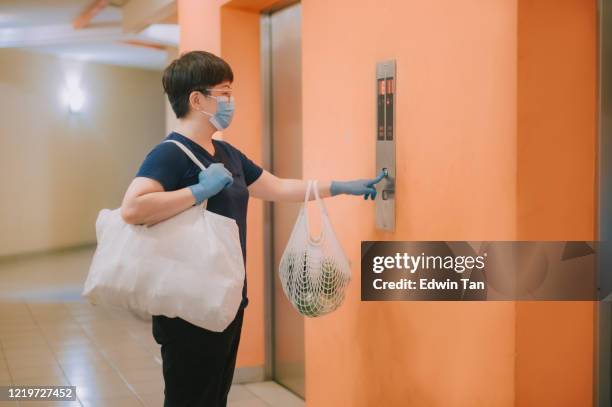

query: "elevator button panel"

left=376, top=60, right=396, bottom=231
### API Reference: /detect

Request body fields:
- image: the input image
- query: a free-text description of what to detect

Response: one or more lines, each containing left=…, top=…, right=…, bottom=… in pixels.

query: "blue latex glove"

left=189, top=163, right=234, bottom=205
left=330, top=169, right=387, bottom=200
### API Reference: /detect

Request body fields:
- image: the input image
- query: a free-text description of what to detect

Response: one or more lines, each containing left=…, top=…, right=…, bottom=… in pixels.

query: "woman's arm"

left=247, top=169, right=386, bottom=202
left=248, top=170, right=331, bottom=202
left=120, top=177, right=196, bottom=226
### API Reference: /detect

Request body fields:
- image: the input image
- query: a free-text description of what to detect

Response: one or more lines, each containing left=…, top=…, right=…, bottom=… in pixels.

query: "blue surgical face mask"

left=199, top=93, right=235, bottom=131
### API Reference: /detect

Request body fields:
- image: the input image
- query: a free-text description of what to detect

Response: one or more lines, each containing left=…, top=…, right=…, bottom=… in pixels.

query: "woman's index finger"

left=368, top=169, right=387, bottom=185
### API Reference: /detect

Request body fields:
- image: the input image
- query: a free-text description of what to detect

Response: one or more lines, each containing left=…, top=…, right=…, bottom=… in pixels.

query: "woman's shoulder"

left=141, top=135, right=193, bottom=170
left=148, top=137, right=189, bottom=159
left=135, top=135, right=194, bottom=191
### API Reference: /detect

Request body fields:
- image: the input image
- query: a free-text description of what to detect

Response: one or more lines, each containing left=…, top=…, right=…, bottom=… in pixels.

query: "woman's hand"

left=330, top=169, right=387, bottom=200
left=189, top=163, right=234, bottom=205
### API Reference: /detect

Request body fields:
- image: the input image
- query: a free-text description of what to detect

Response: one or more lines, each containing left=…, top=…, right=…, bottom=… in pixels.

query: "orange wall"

left=515, top=0, right=598, bottom=405
left=301, top=1, right=517, bottom=405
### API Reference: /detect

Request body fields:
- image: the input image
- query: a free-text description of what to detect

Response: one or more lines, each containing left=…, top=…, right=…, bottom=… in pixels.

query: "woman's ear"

left=188, top=90, right=202, bottom=111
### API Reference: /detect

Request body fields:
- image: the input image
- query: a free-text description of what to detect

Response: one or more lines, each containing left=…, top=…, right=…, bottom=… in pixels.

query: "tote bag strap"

left=162, top=140, right=207, bottom=170
left=162, top=139, right=209, bottom=209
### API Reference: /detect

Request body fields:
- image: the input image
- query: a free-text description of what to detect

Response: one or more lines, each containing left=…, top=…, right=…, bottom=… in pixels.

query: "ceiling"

left=0, top=0, right=178, bottom=70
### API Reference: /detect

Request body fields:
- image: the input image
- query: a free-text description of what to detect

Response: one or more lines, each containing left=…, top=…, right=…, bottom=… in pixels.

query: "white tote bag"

left=82, top=140, right=245, bottom=332
left=278, top=180, right=352, bottom=317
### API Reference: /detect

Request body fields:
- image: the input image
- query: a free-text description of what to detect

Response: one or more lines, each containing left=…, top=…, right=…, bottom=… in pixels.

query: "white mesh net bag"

left=279, top=179, right=352, bottom=317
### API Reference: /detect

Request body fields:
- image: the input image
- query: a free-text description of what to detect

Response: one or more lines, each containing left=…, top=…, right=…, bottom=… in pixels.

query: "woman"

left=120, top=50, right=385, bottom=407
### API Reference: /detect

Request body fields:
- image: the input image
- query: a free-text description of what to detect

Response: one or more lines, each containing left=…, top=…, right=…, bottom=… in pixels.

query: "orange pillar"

left=177, top=0, right=266, bottom=370
left=178, top=0, right=222, bottom=54
left=515, top=0, right=598, bottom=405
left=220, top=4, right=266, bottom=369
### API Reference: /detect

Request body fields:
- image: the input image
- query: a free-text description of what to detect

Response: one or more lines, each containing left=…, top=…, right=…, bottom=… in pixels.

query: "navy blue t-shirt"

left=135, top=131, right=263, bottom=311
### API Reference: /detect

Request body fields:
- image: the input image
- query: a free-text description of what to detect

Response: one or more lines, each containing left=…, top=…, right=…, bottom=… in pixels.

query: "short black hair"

left=162, top=50, right=234, bottom=118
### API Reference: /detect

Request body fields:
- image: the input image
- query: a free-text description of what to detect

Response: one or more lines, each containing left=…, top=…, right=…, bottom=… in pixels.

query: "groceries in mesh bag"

left=279, top=180, right=351, bottom=317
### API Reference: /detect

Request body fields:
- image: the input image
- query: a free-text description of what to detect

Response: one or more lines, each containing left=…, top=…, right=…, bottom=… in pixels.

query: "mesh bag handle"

left=303, top=180, right=329, bottom=245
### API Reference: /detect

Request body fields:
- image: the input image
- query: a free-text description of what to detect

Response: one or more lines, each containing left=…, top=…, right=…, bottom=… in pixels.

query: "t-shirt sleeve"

left=235, top=146, right=264, bottom=186
left=135, top=142, right=189, bottom=191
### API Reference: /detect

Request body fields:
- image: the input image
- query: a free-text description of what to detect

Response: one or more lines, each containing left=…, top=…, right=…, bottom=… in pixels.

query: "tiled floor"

left=0, top=247, right=304, bottom=407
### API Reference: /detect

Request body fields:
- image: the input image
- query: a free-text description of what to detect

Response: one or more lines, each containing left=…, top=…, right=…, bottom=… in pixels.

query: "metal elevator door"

left=598, top=1, right=612, bottom=405
left=266, top=2, right=305, bottom=399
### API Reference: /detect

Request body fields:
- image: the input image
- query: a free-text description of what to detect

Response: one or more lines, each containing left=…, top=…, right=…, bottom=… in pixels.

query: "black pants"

left=152, top=307, right=245, bottom=407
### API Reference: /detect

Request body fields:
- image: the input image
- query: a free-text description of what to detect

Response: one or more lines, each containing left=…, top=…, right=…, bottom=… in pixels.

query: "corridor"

left=0, top=248, right=303, bottom=407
